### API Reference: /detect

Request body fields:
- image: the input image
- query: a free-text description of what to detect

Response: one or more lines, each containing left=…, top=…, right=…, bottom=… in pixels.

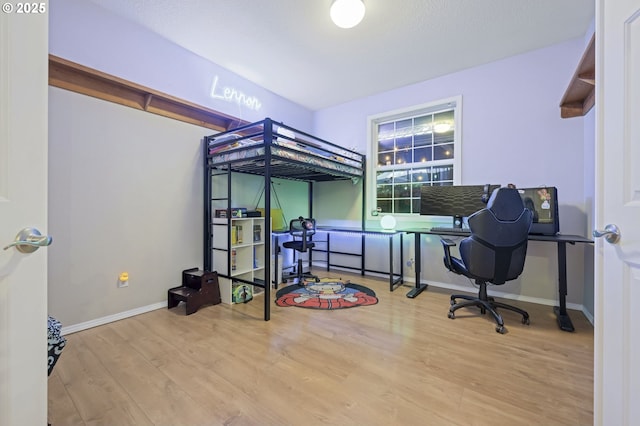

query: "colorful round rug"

left=275, top=278, right=378, bottom=310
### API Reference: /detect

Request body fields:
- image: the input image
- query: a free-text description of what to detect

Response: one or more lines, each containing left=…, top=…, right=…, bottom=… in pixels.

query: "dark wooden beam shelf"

left=49, top=55, right=245, bottom=132
left=560, top=33, right=595, bottom=118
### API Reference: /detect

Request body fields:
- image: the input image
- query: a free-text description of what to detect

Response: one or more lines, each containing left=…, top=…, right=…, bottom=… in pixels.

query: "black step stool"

left=167, top=268, right=221, bottom=315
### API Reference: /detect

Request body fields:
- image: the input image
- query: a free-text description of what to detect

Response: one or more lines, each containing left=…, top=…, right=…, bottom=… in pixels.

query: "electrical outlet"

left=117, top=272, right=129, bottom=288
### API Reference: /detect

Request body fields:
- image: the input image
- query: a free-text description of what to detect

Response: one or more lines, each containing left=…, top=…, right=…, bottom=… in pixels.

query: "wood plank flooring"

left=48, top=271, right=594, bottom=425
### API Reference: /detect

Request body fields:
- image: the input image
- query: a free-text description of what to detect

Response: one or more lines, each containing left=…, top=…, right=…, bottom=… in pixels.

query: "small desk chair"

left=283, top=216, right=319, bottom=284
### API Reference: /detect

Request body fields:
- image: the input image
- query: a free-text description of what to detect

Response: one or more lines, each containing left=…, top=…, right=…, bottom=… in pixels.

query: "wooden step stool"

left=167, top=268, right=221, bottom=315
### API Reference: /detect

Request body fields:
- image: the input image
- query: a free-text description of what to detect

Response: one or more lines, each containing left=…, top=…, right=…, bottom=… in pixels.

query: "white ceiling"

left=86, top=0, right=594, bottom=111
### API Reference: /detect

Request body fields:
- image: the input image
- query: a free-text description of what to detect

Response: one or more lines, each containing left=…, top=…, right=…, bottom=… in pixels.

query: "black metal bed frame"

left=203, top=117, right=366, bottom=320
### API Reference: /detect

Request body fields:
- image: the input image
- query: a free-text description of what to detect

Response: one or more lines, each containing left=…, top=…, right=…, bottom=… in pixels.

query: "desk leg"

left=274, top=235, right=280, bottom=289
left=389, top=233, right=404, bottom=292
left=388, top=235, right=393, bottom=291
left=361, top=234, right=366, bottom=276
left=553, top=241, right=575, bottom=332
left=399, top=233, right=404, bottom=285
left=407, top=232, right=428, bottom=298
left=326, top=233, right=331, bottom=272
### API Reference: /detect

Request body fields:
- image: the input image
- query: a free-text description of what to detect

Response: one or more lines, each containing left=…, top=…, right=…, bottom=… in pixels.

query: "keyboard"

left=430, top=227, right=471, bottom=235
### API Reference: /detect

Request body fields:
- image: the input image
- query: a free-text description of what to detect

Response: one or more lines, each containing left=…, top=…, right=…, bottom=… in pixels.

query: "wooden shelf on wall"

left=560, top=33, right=595, bottom=118
left=48, top=55, right=246, bottom=132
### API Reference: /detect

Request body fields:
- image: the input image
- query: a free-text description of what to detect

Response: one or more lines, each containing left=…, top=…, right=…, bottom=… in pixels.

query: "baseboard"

left=410, top=279, right=587, bottom=311
left=318, top=265, right=586, bottom=313
left=61, top=301, right=167, bottom=335
left=60, top=274, right=593, bottom=334
left=581, top=306, right=594, bottom=325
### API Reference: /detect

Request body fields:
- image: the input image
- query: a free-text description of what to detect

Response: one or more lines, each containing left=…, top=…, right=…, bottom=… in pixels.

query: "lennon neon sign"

left=210, top=75, right=262, bottom=111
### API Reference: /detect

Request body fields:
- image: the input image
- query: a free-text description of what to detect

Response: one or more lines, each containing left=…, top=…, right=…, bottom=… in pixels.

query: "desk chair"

left=440, top=187, right=533, bottom=333
left=283, top=216, right=319, bottom=284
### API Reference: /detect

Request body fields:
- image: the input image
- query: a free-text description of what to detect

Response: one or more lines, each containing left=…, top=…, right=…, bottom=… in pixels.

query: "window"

left=367, top=96, right=461, bottom=218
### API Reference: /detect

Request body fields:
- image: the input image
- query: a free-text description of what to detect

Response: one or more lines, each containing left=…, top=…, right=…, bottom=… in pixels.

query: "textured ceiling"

left=85, top=0, right=594, bottom=111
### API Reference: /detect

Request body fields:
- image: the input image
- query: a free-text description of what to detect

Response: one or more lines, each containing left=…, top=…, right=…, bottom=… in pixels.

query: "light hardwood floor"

left=48, top=271, right=593, bottom=425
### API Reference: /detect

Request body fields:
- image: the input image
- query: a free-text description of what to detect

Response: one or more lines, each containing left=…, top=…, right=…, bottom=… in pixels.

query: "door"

left=595, top=0, right=640, bottom=424
left=0, top=6, right=49, bottom=426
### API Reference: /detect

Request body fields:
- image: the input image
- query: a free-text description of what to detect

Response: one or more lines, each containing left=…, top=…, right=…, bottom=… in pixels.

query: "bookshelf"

left=212, top=217, right=266, bottom=304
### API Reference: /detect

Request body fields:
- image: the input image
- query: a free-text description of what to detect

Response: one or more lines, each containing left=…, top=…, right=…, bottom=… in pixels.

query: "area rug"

left=275, top=278, right=378, bottom=310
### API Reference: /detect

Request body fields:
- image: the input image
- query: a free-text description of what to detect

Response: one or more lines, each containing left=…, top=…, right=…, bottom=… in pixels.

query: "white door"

left=0, top=5, right=49, bottom=426
left=594, top=0, right=640, bottom=424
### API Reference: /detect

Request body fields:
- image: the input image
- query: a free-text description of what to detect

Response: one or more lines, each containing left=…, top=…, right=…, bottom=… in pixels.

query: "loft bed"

left=206, top=119, right=364, bottom=181
left=203, top=118, right=366, bottom=321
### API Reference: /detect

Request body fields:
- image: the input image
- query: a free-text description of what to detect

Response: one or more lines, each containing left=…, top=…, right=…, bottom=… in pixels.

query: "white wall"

left=48, top=87, right=210, bottom=327
left=313, top=38, right=591, bottom=309
left=582, top=106, right=595, bottom=319
left=225, top=174, right=309, bottom=226
left=581, top=22, right=596, bottom=320
left=50, top=0, right=314, bottom=131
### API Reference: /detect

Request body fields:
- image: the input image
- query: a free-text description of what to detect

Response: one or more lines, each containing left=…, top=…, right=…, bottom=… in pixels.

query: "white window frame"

left=366, top=95, right=462, bottom=222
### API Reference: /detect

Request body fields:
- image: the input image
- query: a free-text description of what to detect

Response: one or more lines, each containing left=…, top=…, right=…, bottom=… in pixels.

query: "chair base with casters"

left=284, top=253, right=320, bottom=284
left=447, top=279, right=530, bottom=334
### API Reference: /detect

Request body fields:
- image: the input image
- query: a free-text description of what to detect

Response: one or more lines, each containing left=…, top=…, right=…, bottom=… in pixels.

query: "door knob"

left=593, top=224, right=621, bottom=244
left=3, top=227, right=53, bottom=253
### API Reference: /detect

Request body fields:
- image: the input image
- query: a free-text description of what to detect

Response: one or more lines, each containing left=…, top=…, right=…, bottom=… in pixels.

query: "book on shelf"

left=253, top=224, right=261, bottom=242
left=231, top=249, right=237, bottom=271
left=236, top=225, right=243, bottom=244
left=231, top=224, right=244, bottom=245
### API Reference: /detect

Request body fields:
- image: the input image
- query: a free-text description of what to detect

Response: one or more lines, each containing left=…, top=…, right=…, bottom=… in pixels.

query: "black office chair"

left=282, top=216, right=319, bottom=284
left=440, top=187, right=533, bottom=333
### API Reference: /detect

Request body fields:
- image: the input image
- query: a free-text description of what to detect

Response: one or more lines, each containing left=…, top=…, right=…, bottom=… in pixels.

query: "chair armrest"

left=440, top=238, right=456, bottom=271
left=440, top=238, right=456, bottom=247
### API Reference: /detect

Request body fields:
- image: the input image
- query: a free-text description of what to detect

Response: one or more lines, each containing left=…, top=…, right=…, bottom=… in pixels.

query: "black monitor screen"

left=420, top=184, right=501, bottom=218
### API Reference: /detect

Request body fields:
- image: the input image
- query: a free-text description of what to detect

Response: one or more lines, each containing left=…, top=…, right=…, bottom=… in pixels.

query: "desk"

left=273, top=227, right=403, bottom=291
left=528, top=233, right=593, bottom=332
left=402, top=228, right=593, bottom=332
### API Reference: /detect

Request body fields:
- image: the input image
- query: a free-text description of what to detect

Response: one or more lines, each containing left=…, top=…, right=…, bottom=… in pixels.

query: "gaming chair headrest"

left=486, top=187, right=526, bottom=221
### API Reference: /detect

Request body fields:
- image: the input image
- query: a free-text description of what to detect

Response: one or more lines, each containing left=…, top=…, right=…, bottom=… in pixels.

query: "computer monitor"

left=420, top=184, right=501, bottom=227
left=517, top=186, right=559, bottom=235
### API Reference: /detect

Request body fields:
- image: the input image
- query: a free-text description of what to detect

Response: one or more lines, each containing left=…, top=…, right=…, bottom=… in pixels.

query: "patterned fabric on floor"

left=275, top=278, right=378, bottom=310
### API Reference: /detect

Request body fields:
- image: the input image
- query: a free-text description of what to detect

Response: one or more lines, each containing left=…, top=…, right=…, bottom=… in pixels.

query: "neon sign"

left=210, top=75, right=262, bottom=111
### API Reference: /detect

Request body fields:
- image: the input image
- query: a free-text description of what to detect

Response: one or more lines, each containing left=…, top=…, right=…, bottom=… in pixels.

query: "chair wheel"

left=522, top=317, right=530, bottom=325
left=496, top=325, right=506, bottom=334
left=450, top=299, right=456, bottom=306
left=447, top=311, right=455, bottom=319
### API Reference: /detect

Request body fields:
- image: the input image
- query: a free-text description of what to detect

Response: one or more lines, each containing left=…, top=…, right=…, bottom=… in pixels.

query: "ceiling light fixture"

left=330, top=0, right=366, bottom=29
